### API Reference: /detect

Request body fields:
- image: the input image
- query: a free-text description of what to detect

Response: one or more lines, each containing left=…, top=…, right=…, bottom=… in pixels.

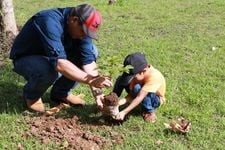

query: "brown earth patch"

left=22, top=115, right=123, bottom=149
left=103, top=92, right=119, bottom=107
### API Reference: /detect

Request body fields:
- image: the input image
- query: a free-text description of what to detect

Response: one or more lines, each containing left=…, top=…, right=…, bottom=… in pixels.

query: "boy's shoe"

left=142, top=112, right=157, bottom=123
left=26, top=98, right=45, bottom=112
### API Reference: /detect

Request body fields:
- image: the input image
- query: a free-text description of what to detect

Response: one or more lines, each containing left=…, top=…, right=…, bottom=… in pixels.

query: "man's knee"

left=40, top=69, right=58, bottom=85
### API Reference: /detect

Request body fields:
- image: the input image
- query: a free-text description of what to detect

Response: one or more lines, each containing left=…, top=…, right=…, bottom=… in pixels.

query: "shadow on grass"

left=0, top=77, right=26, bottom=114
left=163, top=128, right=190, bottom=141
left=0, top=64, right=81, bottom=115
left=53, top=103, right=142, bottom=126
left=0, top=64, right=56, bottom=114
left=53, top=104, right=113, bottom=126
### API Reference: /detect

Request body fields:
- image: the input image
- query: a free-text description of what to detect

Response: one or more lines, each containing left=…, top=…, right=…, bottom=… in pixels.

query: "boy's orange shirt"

left=129, top=65, right=166, bottom=104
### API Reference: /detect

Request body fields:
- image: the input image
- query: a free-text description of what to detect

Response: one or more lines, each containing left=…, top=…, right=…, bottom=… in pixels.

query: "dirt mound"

left=101, top=92, right=120, bottom=119
left=103, top=92, right=119, bottom=106
left=22, top=115, right=123, bottom=149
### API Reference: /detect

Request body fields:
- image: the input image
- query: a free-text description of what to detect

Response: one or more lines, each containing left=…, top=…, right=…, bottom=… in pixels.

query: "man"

left=10, top=4, right=112, bottom=112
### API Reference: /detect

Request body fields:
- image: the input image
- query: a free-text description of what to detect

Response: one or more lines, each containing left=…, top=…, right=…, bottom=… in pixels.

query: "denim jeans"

left=13, top=55, right=59, bottom=100
left=13, top=45, right=98, bottom=101
left=132, top=84, right=160, bottom=113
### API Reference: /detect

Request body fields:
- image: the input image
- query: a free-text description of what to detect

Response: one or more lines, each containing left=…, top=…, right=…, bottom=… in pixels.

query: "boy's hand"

left=115, top=111, right=126, bottom=120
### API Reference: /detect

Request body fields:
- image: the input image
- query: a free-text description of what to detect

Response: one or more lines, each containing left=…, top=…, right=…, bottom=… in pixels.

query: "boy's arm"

left=115, top=90, right=148, bottom=120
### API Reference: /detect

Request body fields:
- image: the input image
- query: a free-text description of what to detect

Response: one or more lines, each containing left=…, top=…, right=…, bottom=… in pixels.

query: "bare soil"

left=101, top=92, right=124, bottom=124
left=21, top=115, right=123, bottom=149
left=103, top=92, right=119, bottom=106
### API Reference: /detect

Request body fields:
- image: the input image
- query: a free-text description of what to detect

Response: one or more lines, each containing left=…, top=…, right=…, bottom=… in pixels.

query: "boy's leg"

left=133, top=84, right=156, bottom=112
left=142, top=93, right=160, bottom=122
left=13, top=55, right=58, bottom=112
left=132, top=84, right=142, bottom=96
left=132, top=84, right=160, bottom=122
left=142, top=93, right=160, bottom=112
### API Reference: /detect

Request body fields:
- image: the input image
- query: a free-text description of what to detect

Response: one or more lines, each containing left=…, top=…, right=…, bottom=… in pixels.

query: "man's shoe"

left=45, top=103, right=70, bottom=116
left=62, top=94, right=85, bottom=106
left=143, top=112, right=157, bottom=123
left=26, top=98, right=45, bottom=112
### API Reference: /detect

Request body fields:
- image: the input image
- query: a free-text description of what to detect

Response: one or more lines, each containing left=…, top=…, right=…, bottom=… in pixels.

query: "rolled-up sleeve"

left=77, top=37, right=98, bottom=65
left=33, top=16, right=66, bottom=68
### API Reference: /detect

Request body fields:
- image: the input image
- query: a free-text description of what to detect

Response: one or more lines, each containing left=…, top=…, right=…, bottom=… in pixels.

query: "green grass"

left=1, top=0, right=225, bottom=149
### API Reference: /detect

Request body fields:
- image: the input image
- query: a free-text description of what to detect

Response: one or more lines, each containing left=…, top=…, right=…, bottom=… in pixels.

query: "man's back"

left=10, top=8, right=71, bottom=60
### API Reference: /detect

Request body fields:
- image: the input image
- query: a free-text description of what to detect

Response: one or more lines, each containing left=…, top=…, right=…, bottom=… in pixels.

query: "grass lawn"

left=0, top=0, right=225, bottom=149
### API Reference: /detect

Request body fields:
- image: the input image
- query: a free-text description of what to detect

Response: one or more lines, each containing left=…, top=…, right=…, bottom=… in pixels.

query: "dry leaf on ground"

left=164, top=117, right=191, bottom=133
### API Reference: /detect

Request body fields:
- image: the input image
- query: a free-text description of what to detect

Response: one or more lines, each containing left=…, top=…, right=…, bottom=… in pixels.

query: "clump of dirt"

left=101, top=92, right=121, bottom=124
left=22, top=115, right=123, bottom=149
left=102, top=92, right=119, bottom=106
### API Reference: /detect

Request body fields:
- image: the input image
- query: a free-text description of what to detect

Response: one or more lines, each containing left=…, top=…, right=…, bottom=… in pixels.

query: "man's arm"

left=56, top=59, right=112, bottom=88
left=56, top=59, right=93, bottom=84
left=82, top=61, right=110, bottom=109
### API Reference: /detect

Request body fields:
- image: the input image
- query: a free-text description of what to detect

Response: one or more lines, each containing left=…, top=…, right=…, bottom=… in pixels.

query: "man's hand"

left=115, top=111, right=127, bottom=121
left=89, top=76, right=112, bottom=88
left=95, top=94, right=104, bottom=110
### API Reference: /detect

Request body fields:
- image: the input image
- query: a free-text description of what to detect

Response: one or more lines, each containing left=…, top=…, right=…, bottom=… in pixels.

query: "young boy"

left=113, top=52, right=166, bottom=123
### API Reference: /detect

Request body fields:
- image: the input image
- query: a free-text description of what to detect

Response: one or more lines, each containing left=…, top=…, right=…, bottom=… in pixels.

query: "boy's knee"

left=133, top=84, right=141, bottom=95
left=148, top=93, right=160, bottom=108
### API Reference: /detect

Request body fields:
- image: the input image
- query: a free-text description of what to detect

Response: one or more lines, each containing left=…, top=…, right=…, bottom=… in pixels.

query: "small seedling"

left=98, top=55, right=133, bottom=79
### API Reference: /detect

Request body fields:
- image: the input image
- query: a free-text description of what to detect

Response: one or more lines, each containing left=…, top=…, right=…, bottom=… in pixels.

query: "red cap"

left=73, top=4, right=102, bottom=39
left=83, top=10, right=102, bottom=40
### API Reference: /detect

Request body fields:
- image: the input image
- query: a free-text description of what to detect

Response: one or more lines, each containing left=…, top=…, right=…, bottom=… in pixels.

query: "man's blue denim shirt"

left=10, top=7, right=97, bottom=68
